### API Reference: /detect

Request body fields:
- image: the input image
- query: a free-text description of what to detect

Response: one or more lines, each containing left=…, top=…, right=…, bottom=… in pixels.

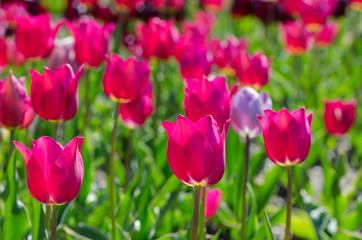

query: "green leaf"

left=32, top=199, right=45, bottom=240
left=246, top=184, right=258, bottom=239
left=263, top=210, right=274, bottom=240
left=63, top=223, right=108, bottom=240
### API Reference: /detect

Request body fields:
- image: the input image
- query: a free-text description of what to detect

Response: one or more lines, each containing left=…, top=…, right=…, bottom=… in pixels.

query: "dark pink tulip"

left=66, top=18, right=115, bottom=68
left=298, top=0, right=337, bottom=32
left=151, top=0, right=184, bottom=11
left=350, top=0, right=362, bottom=11
left=279, top=21, right=313, bottom=55
left=162, top=115, right=229, bottom=186
left=324, top=99, right=356, bottom=136
left=116, top=0, right=145, bottom=11
left=235, top=52, right=271, bottom=88
left=119, top=82, right=153, bottom=129
left=0, top=73, right=35, bottom=129
left=14, top=136, right=84, bottom=205
left=315, top=22, right=339, bottom=48
left=258, top=108, right=313, bottom=166
left=30, top=64, right=84, bottom=122
left=136, top=17, right=180, bottom=60
left=15, top=13, right=62, bottom=59
left=202, top=188, right=222, bottom=219
left=103, top=54, right=151, bottom=102
left=181, top=11, right=216, bottom=44
left=202, top=0, right=224, bottom=11
left=184, top=76, right=230, bottom=130
left=0, top=38, right=6, bottom=69
left=281, top=0, right=301, bottom=16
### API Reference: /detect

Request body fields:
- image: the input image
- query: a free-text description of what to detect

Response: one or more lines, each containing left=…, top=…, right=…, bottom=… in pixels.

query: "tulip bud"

left=0, top=73, right=35, bottom=129
left=202, top=187, right=222, bottom=219
left=279, top=21, right=313, bottom=55
left=162, top=115, right=229, bottom=186
left=103, top=54, right=151, bottom=103
left=30, top=64, right=84, bottom=122
left=231, top=87, right=272, bottom=139
left=14, top=136, right=84, bottom=205
left=184, top=76, right=230, bottom=131
left=315, top=22, right=339, bottom=48
left=66, top=18, right=115, bottom=68
left=258, top=108, right=313, bottom=166
left=119, top=82, right=154, bottom=129
left=323, top=99, right=356, bottom=136
left=15, top=13, right=62, bottom=59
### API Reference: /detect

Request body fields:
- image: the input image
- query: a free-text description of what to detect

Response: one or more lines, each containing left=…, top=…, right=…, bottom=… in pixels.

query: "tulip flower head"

left=15, top=13, right=62, bottom=59
left=323, top=99, right=356, bottom=136
left=202, top=187, right=222, bottom=219
left=103, top=54, right=151, bottom=103
left=184, top=76, right=230, bottom=131
left=315, top=22, right=339, bottom=48
left=14, top=136, right=84, bottom=205
left=119, top=82, right=154, bottom=129
left=162, top=115, right=229, bottom=186
left=30, top=64, right=84, bottom=122
left=279, top=21, right=313, bottom=55
left=231, top=87, right=272, bottom=139
left=281, top=0, right=301, bottom=16
left=0, top=73, right=35, bottom=129
left=0, top=38, right=6, bottom=69
left=258, top=108, right=313, bottom=166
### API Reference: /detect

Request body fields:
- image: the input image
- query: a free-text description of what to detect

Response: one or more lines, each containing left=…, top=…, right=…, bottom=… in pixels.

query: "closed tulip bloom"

left=136, top=17, right=180, bottom=60
left=103, top=54, right=151, bottom=102
left=236, top=52, right=271, bottom=88
left=202, top=0, right=224, bottom=12
left=350, top=0, right=362, bottom=11
left=203, top=188, right=222, bottom=219
left=30, top=64, right=84, bottom=122
left=184, top=76, right=230, bottom=130
left=14, top=136, right=84, bottom=205
left=119, top=82, right=154, bottom=129
left=231, top=87, right=272, bottom=139
left=162, top=115, right=229, bottom=186
left=315, top=22, right=339, bottom=48
left=279, top=21, right=313, bottom=55
left=179, top=44, right=212, bottom=80
left=0, top=73, right=35, bottom=129
left=324, top=99, right=356, bottom=135
left=15, top=13, right=62, bottom=59
left=66, top=18, right=115, bottom=68
left=257, top=108, right=313, bottom=166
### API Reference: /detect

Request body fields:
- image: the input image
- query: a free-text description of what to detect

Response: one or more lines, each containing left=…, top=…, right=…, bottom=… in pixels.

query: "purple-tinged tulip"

left=15, top=13, right=62, bottom=59
left=119, top=82, right=154, bottom=129
left=203, top=187, right=222, bottom=219
left=184, top=76, right=230, bottom=131
left=14, top=136, right=84, bottom=205
left=47, top=37, right=78, bottom=71
left=103, top=54, right=151, bottom=102
left=0, top=73, right=35, bottom=129
left=162, top=115, right=229, bottom=186
left=231, top=87, right=272, bottom=139
left=66, top=18, right=115, bottom=68
left=315, top=22, right=339, bottom=48
left=279, top=21, right=313, bottom=55
left=30, top=64, right=84, bottom=122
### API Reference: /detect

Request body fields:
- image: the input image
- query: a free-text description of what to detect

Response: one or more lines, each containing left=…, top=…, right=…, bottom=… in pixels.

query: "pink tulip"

left=0, top=72, right=35, bottom=129
left=116, top=0, right=146, bottom=11
left=151, top=0, right=184, bottom=11
left=258, top=108, right=313, bottom=166
left=30, top=64, right=84, bottom=122
left=47, top=37, right=78, bottom=71
left=0, top=38, right=6, bottom=69
left=279, top=21, right=313, bottom=55
left=201, top=0, right=224, bottom=12
left=162, top=115, right=229, bottom=186
left=350, top=0, right=362, bottom=11
left=181, top=11, right=216, bottom=44
left=15, top=13, right=62, bottom=59
left=103, top=54, right=151, bottom=102
left=14, top=136, right=84, bottom=205
left=281, top=0, right=301, bottom=16
left=184, top=76, right=230, bottom=131
left=119, top=82, right=154, bottom=129
left=315, top=22, right=339, bottom=48
left=5, top=38, right=26, bottom=67
left=235, top=52, right=271, bottom=88
left=136, top=17, right=180, bottom=60
left=2, top=2, right=29, bottom=27
left=324, top=99, right=356, bottom=136
left=231, top=87, right=272, bottom=139
left=66, top=18, right=115, bottom=68
left=202, top=188, right=222, bottom=219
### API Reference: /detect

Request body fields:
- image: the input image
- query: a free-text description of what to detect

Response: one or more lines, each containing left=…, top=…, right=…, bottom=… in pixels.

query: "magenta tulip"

left=258, top=108, right=313, bottom=166
left=14, top=136, right=84, bottom=205
left=103, top=54, right=151, bottom=102
left=0, top=73, right=35, bottom=129
left=279, top=21, right=313, bottom=55
left=184, top=76, right=230, bottom=130
left=324, top=99, right=356, bottom=136
left=203, top=188, right=222, bottom=219
left=47, top=37, right=78, bottom=71
left=151, top=0, right=184, bottom=11
left=281, top=0, right=301, bottom=16
left=15, top=13, right=62, bottom=59
left=66, top=18, right=115, bottom=68
left=0, top=38, right=6, bottom=69
left=315, top=22, right=339, bottom=48
left=2, top=2, right=29, bottom=27
left=162, top=115, right=229, bottom=186
left=30, top=64, right=84, bottom=122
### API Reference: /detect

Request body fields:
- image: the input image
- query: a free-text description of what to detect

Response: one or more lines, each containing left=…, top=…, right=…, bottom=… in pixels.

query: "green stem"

left=9, top=130, right=15, bottom=155
left=152, top=62, right=161, bottom=149
left=82, top=70, right=90, bottom=135
left=241, top=135, right=250, bottom=240
left=198, top=187, right=206, bottom=240
left=45, top=206, right=51, bottom=239
left=191, top=186, right=201, bottom=240
left=124, top=130, right=134, bottom=190
left=52, top=122, right=58, bottom=140
left=285, top=166, right=293, bottom=240
left=109, top=102, right=120, bottom=240
left=50, top=205, right=59, bottom=240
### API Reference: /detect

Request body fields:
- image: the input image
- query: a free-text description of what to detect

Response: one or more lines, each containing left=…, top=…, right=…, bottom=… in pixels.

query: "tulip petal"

left=14, top=141, right=32, bottom=166
left=26, top=156, right=50, bottom=204
left=196, top=115, right=220, bottom=150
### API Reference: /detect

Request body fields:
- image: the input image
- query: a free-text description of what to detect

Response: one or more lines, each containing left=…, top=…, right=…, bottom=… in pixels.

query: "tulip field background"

left=0, top=0, right=362, bottom=240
